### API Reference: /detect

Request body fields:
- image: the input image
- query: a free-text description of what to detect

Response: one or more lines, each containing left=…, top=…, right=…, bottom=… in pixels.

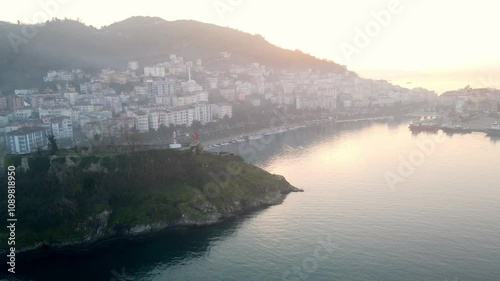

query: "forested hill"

left=0, top=16, right=345, bottom=91
left=0, top=149, right=300, bottom=253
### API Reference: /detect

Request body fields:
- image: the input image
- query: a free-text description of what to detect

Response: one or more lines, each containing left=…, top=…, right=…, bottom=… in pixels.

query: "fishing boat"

left=487, top=121, right=500, bottom=136
left=409, top=120, right=439, bottom=132
left=441, top=123, right=472, bottom=134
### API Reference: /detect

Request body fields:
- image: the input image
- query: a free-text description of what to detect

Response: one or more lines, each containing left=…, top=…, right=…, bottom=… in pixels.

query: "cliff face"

left=0, top=150, right=300, bottom=253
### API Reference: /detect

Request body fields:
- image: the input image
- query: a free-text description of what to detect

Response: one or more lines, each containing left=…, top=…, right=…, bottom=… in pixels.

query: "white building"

left=212, top=104, right=233, bottom=119
left=174, top=92, right=209, bottom=107
left=296, top=96, right=336, bottom=110
left=149, top=110, right=168, bottom=131
left=50, top=116, right=73, bottom=140
left=151, top=79, right=177, bottom=96
left=167, top=107, right=195, bottom=127
left=133, top=85, right=148, bottom=96
left=63, top=92, right=78, bottom=105
left=38, top=106, right=72, bottom=119
left=44, top=71, right=58, bottom=82
left=136, top=114, right=150, bottom=133
left=103, top=95, right=123, bottom=114
left=194, top=103, right=213, bottom=124
left=128, top=61, right=139, bottom=71
left=181, top=79, right=203, bottom=93
left=155, top=96, right=174, bottom=107
left=12, top=108, right=34, bottom=120
left=144, top=66, right=166, bottom=78
left=6, top=127, right=49, bottom=154
left=0, top=113, right=9, bottom=129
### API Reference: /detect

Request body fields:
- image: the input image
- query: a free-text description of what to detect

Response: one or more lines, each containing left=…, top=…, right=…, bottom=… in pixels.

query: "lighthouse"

left=169, top=131, right=182, bottom=149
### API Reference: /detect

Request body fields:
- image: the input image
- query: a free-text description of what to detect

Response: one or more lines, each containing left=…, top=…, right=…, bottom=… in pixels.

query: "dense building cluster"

left=0, top=52, right=439, bottom=154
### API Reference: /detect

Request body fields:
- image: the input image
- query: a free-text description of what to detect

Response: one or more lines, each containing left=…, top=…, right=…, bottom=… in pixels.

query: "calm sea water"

left=6, top=121, right=500, bottom=281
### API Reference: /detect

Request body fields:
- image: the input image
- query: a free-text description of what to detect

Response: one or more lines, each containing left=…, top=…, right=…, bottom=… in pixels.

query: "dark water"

left=4, top=121, right=500, bottom=281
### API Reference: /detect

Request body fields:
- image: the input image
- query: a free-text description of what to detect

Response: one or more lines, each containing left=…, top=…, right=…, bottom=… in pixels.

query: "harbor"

left=203, top=116, right=396, bottom=150
left=407, top=113, right=500, bottom=136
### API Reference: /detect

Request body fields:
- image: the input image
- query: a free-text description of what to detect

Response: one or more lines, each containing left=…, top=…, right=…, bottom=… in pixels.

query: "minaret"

left=188, top=67, right=192, bottom=81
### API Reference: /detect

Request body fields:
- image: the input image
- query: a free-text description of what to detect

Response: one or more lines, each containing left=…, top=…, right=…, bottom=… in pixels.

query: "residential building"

left=6, top=127, right=49, bottom=154
left=0, top=96, right=8, bottom=110
left=50, top=116, right=73, bottom=140
left=130, top=112, right=149, bottom=133
left=38, top=106, right=72, bottom=119
left=212, top=104, right=233, bottom=119
left=167, top=107, right=195, bottom=127
left=149, top=110, right=167, bottom=131
left=144, top=66, right=166, bottom=77
left=12, top=108, right=34, bottom=120
left=151, top=79, right=177, bottom=96
left=194, top=103, right=213, bottom=124
left=128, top=61, right=139, bottom=71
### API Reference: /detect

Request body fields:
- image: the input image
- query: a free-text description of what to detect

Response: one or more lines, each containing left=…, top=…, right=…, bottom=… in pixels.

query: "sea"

left=5, top=120, right=500, bottom=281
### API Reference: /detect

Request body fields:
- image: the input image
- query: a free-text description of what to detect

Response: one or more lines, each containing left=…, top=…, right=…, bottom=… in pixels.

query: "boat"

left=440, top=123, right=472, bottom=134
left=248, top=135, right=263, bottom=140
left=409, top=120, right=440, bottom=132
left=487, top=121, right=500, bottom=136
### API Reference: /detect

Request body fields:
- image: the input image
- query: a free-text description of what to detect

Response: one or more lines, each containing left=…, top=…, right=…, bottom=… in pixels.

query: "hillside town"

left=2, top=51, right=492, bottom=155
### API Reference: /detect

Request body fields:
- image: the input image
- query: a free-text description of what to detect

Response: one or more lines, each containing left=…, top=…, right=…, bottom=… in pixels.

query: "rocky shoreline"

left=13, top=185, right=302, bottom=256
left=0, top=150, right=303, bottom=256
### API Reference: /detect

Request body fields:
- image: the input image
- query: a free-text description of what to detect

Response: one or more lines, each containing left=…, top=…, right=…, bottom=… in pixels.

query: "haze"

left=3, top=0, right=500, bottom=93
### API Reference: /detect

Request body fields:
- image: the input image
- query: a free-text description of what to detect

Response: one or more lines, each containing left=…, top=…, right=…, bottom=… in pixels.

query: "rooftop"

left=7, top=126, right=48, bottom=136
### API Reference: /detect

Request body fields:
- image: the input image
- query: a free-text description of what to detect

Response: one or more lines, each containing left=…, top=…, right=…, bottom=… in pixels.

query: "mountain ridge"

left=0, top=16, right=346, bottom=92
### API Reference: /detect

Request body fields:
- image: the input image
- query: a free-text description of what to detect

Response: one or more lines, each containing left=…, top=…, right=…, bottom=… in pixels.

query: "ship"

left=487, top=121, right=500, bottom=136
left=409, top=120, right=440, bottom=132
left=440, top=123, right=472, bottom=134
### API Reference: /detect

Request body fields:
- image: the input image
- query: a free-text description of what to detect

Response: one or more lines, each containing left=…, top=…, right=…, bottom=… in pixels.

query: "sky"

left=3, top=0, right=500, bottom=93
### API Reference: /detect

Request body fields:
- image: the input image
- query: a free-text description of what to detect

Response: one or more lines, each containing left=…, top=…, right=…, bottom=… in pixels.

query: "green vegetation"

left=0, top=149, right=297, bottom=252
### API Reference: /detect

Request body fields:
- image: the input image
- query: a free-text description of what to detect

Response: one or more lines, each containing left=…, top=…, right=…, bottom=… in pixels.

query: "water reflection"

left=8, top=120, right=500, bottom=281
left=487, top=135, right=500, bottom=144
left=221, top=121, right=395, bottom=164
left=9, top=214, right=260, bottom=281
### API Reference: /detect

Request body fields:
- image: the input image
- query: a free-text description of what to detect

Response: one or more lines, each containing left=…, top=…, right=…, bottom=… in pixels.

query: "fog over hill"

left=0, top=16, right=346, bottom=91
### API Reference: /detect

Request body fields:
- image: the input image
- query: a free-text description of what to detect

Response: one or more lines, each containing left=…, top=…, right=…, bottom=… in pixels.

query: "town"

left=1, top=52, right=498, bottom=155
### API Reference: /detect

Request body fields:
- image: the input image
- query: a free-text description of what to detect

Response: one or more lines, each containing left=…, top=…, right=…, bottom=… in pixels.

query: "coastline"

left=202, top=116, right=396, bottom=148
left=1, top=150, right=303, bottom=257
left=11, top=186, right=302, bottom=257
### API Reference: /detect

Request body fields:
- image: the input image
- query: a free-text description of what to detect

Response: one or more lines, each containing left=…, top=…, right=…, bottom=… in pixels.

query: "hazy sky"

left=3, top=0, right=500, bottom=93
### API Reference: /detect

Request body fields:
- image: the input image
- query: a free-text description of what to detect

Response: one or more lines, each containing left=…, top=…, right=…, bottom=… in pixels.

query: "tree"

left=35, top=146, right=43, bottom=156
left=124, top=128, right=144, bottom=152
left=191, top=120, right=203, bottom=131
left=221, top=115, right=232, bottom=127
left=45, top=133, right=59, bottom=155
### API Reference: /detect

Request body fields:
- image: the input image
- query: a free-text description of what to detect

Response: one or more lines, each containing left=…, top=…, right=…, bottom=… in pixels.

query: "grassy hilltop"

left=0, top=150, right=300, bottom=252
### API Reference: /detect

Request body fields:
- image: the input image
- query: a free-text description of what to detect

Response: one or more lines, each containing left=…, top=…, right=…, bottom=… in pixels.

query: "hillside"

left=0, top=149, right=301, bottom=253
left=0, top=16, right=345, bottom=91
